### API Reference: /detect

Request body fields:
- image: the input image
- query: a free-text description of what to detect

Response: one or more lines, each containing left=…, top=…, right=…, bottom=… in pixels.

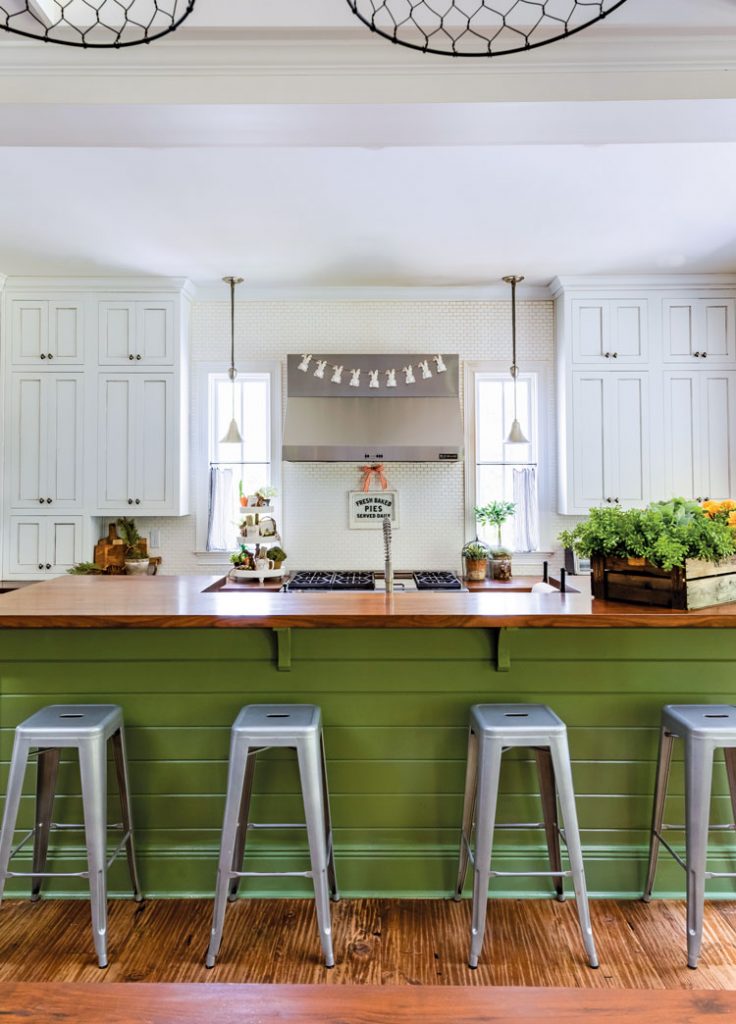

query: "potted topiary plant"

left=266, top=546, right=287, bottom=569
left=474, top=501, right=517, bottom=579
left=462, top=540, right=491, bottom=581
left=116, top=517, right=149, bottom=575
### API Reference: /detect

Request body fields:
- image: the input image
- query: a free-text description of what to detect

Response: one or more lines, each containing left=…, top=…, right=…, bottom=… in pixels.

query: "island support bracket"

left=495, top=628, right=515, bottom=672
left=273, top=628, right=292, bottom=672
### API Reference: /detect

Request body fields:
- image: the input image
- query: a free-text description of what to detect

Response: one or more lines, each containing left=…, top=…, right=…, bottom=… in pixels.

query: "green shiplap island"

left=1, top=575, right=736, bottom=901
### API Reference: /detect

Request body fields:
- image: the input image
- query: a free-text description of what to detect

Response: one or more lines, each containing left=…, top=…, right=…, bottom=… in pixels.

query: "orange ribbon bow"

left=360, top=464, right=388, bottom=492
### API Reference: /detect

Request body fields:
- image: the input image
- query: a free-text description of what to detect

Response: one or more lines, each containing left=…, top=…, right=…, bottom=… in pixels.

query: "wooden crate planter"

left=591, top=553, right=736, bottom=610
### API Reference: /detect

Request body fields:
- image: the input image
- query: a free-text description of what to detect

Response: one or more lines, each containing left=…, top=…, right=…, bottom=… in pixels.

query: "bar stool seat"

left=206, top=704, right=339, bottom=969
left=0, top=704, right=142, bottom=968
left=643, top=704, right=736, bottom=969
left=454, top=703, right=598, bottom=969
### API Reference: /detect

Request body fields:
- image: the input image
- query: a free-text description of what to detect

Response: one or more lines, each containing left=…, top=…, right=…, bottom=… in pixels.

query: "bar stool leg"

left=684, top=736, right=714, bottom=969
left=79, top=738, right=110, bottom=969
left=723, top=748, right=736, bottom=825
left=550, top=733, right=599, bottom=969
left=0, top=735, right=31, bottom=905
left=111, top=728, right=143, bottom=902
left=535, top=747, right=563, bottom=901
left=228, top=750, right=256, bottom=902
left=468, top=737, right=503, bottom=968
left=320, top=733, right=339, bottom=902
left=31, top=747, right=61, bottom=901
left=454, top=725, right=479, bottom=900
left=206, top=737, right=251, bottom=968
left=298, top=735, right=335, bottom=968
left=643, top=726, right=674, bottom=902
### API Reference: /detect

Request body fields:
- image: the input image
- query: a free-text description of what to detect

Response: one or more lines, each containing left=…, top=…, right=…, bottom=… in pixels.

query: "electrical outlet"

left=149, top=529, right=161, bottom=550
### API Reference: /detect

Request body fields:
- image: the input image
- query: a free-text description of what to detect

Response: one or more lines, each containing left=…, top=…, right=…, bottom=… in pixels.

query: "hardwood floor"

left=3, top=982, right=736, bottom=1024
left=1, top=898, right=736, bottom=988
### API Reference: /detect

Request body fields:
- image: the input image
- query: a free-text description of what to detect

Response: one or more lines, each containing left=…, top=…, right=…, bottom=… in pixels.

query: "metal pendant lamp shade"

left=344, top=0, right=630, bottom=58
left=0, top=0, right=196, bottom=49
left=504, top=274, right=529, bottom=446
left=220, top=275, right=244, bottom=446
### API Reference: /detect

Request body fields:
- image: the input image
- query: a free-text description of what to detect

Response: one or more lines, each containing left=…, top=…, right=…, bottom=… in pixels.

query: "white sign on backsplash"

left=349, top=491, right=399, bottom=529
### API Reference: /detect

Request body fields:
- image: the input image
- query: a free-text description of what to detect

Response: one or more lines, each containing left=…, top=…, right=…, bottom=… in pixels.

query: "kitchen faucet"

left=382, top=516, right=394, bottom=593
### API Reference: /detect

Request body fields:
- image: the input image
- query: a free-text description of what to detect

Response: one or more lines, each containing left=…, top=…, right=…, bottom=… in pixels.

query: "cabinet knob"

left=702, top=352, right=708, bottom=359
left=136, top=354, right=142, bottom=361
left=129, top=354, right=135, bottom=361
left=40, top=353, right=46, bottom=360
left=128, top=498, right=134, bottom=505
left=45, top=563, right=51, bottom=570
left=694, top=351, right=701, bottom=358
left=135, top=498, right=141, bottom=505
left=612, top=352, right=618, bottom=358
left=47, top=498, right=52, bottom=504
left=47, top=353, right=53, bottom=360
left=38, top=564, right=43, bottom=570
left=38, top=498, right=45, bottom=504
left=604, top=352, right=610, bottom=359
left=615, top=497, right=619, bottom=503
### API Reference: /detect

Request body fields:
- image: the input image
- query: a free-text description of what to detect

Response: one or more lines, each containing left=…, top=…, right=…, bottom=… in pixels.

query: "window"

left=468, top=368, right=540, bottom=552
left=195, top=363, right=281, bottom=554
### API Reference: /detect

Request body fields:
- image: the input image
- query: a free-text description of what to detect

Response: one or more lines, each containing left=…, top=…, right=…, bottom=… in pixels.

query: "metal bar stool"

left=453, top=703, right=599, bottom=969
left=643, top=704, right=736, bottom=969
left=0, top=704, right=142, bottom=968
left=206, top=704, right=339, bottom=969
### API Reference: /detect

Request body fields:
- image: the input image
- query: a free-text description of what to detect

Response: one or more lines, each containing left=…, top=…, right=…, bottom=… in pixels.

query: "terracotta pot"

left=465, top=558, right=488, bottom=581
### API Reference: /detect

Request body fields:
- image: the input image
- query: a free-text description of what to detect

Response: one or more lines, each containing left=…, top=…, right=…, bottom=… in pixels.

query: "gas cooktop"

left=284, top=571, right=464, bottom=592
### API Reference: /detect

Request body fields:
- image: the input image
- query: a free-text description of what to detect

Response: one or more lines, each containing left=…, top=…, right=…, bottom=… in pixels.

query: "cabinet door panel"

left=47, top=518, right=83, bottom=572
left=610, top=374, right=647, bottom=505
left=10, top=375, right=45, bottom=506
left=663, top=373, right=697, bottom=500
left=98, top=302, right=135, bottom=363
left=48, top=376, right=83, bottom=506
left=572, top=301, right=607, bottom=362
left=50, top=301, right=84, bottom=363
left=572, top=373, right=606, bottom=509
left=703, top=300, right=735, bottom=361
left=137, top=302, right=174, bottom=364
left=663, top=301, right=695, bottom=361
left=8, top=518, right=44, bottom=575
left=611, top=300, right=647, bottom=360
left=98, top=376, right=135, bottom=508
left=700, top=372, right=736, bottom=500
left=137, top=375, right=173, bottom=508
left=11, top=301, right=48, bottom=364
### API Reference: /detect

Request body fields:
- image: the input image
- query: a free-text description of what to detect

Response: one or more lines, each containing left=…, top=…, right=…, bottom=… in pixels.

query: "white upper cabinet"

left=662, top=298, right=736, bottom=363
left=98, top=299, right=175, bottom=365
left=663, top=370, right=736, bottom=502
left=568, top=370, right=649, bottom=514
left=571, top=298, right=648, bottom=364
left=96, top=372, right=182, bottom=515
left=10, top=298, right=85, bottom=367
left=8, top=373, right=84, bottom=510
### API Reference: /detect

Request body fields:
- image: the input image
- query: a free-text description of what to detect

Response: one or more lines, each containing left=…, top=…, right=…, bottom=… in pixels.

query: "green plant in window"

left=559, top=498, right=736, bottom=571
left=474, top=500, right=517, bottom=548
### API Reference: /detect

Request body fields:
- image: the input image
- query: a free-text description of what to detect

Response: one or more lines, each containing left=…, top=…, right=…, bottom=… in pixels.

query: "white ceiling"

left=0, top=0, right=736, bottom=287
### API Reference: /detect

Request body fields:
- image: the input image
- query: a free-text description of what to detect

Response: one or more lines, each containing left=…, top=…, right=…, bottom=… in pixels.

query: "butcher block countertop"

left=1, top=574, right=736, bottom=628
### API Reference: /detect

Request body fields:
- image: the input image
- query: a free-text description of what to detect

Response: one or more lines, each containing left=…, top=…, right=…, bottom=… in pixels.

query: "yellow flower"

left=728, top=511, right=736, bottom=528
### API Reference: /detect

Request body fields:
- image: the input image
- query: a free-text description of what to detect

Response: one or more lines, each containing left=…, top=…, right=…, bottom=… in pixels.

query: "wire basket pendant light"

left=221, top=275, right=244, bottom=446
left=503, top=274, right=528, bottom=445
left=0, top=0, right=196, bottom=49
left=345, top=0, right=630, bottom=58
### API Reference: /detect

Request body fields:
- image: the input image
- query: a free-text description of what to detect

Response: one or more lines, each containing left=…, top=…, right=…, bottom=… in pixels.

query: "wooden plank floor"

left=2, top=899, right=736, bottom=988
left=3, top=982, right=736, bottom=1024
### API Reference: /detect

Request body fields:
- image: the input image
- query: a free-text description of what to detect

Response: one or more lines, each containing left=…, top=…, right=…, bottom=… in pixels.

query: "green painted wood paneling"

left=1, top=627, right=736, bottom=898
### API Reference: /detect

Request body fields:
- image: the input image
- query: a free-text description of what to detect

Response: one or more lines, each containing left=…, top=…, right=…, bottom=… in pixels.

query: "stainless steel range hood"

left=282, top=354, right=463, bottom=463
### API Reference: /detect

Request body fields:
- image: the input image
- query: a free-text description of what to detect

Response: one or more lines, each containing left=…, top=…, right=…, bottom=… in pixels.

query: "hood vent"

left=282, top=354, right=464, bottom=463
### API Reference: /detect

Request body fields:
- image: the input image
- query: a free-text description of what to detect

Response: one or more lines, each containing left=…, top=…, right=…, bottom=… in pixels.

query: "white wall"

left=137, top=296, right=572, bottom=575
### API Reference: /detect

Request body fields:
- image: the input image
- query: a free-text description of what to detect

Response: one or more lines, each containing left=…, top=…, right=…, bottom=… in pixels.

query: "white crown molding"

left=3, top=275, right=195, bottom=297
left=1, top=29, right=735, bottom=104
left=550, top=274, right=736, bottom=297
left=190, top=283, right=553, bottom=303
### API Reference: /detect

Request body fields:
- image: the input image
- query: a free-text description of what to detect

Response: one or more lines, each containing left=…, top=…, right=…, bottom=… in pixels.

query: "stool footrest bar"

left=490, top=870, right=572, bottom=879
left=245, top=823, right=307, bottom=830
left=231, top=870, right=313, bottom=879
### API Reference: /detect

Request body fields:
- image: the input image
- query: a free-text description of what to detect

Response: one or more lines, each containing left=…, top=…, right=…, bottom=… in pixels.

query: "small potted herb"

left=462, top=540, right=491, bottom=581
left=266, top=546, right=287, bottom=569
left=238, top=480, right=249, bottom=508
left=116, top=517, right=149, bottom=575
left=474, top=501, right=517, bottom=579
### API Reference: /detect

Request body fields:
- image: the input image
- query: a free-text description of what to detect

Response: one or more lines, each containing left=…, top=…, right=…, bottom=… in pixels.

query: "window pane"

left=211, top=376, right=270, bottom=465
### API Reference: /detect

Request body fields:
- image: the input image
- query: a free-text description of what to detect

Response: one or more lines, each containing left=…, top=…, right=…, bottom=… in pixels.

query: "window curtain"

left=206, top=466, right=235, bottom=552
left=513, top=466, right=538, bottom=552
